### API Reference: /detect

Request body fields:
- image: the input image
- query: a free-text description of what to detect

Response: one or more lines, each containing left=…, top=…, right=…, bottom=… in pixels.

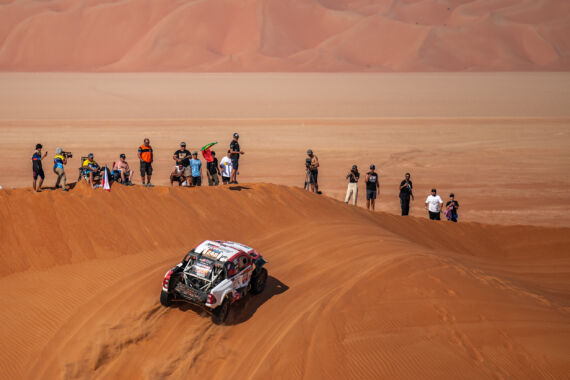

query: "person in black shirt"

left=173, top=142, right=191, bottom=184
left=445, top=193, right=460, bottom=222
left=365, top=164, right=380, bottom=211
left=229, top=133, right=244, bottom=184
left=344, top=165, right=360, bottom=206
left=32, top=143, right=48, bottom=192
left=207, top=151, right=221, bottom=186
left=399, top=172, right=414, bottom=216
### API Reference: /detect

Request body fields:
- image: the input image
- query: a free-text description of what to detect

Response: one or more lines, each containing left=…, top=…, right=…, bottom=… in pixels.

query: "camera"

left=305, top=157, right=311, bottom=169
left=62, top=151, right=73, bottom=158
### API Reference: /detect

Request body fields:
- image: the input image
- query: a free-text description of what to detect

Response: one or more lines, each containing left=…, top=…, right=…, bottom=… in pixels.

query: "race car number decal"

left=202, top=248, right=220, bottom=259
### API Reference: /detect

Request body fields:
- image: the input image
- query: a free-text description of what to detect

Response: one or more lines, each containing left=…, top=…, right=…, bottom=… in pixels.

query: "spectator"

left=170, top=164, right=187, bottom=186
left=138, top=138, right=154, bottom=187
left=399, top=173, right=414, bottom=215
left=53, top=147, right=68, bottom=191
left=306, top=149, right=321, bottom=194
left=229, top=133, right=244, bottom=184
left=173, top=142, right=191, bottom=185
left=32, top=143, right=47, bottom=192
left=82, top=153, right=101, bottom=187
left=113, top=153, right=134, bottom=185
left=207, top=151, right=221, bottom=186
left=345, top=164, right=359, bottom=206
left=445, top=193, right=460, bottom=222
left=190, top=151, right=202, bottom=186
left=365, top=164, right=380, bottom=211
left=425, top=188, right=443, bottom=220
left=220, top=150, right=233, bottom=185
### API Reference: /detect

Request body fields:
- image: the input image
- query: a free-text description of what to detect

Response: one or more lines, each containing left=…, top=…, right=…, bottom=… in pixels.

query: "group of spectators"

left=30, top=133, right=245, bottom=191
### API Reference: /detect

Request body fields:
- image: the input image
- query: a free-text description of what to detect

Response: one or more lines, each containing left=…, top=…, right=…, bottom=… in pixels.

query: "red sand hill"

left=0, top=183, right=568, bottom=379
left=0, top=0, right=568, bottom=71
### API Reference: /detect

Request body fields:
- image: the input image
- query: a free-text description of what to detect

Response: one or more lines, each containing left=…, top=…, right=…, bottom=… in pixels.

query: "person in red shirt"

left=137, top=138, right=154, bottom=187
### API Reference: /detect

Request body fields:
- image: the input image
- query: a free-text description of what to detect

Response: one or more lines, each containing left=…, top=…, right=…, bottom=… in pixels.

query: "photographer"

left=399, top=172, right=414, bottom=215
left=53, top=147, right=68, bottom=191
left=32, top=143, right=48, bottom=192
left=365, top=164, right=380, bottom=211
left=445, top=193, right=460, bottom=222
left=306, top=149, right=321, bottom=194
left=344, top=164, right=360, bottom=206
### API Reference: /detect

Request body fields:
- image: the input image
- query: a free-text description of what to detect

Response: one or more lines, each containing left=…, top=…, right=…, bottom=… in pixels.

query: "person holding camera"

left=365, top=164, right=380, bottom=211
left=425, top=188, right=443, bottom=220
left=445, top=193, right=460, bottom=222
left=399, top=172, right=414, bottom=215
left=53, top=147, right=68, bottom=191
left=306, top=149, right=321, bottom=194
left=32, top=143, right=48, bottom=192
left=345, top=164, right=360, bottom=206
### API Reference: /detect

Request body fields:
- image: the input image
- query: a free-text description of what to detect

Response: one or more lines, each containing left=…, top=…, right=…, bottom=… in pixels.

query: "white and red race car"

left=160, top=240, right=268, bottom=324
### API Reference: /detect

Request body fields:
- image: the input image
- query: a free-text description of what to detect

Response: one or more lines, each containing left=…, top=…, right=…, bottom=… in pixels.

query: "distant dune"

left=0, top=0, right=569, bottom=71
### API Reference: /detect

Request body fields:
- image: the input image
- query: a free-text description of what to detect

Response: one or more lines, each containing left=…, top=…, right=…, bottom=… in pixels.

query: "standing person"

left=190, top=151, right=202, bottom=187
left=229, top=133, right=244, bottom=184
left=206, top=151, right=221, bottom=186
left=399, top=173, right=414, bottom=215
left=425, top=188, right=443, bottom=220
left=32, top=143, right=48, bottom=192
left=220, top=150, right=233, bottom=185
left=365, top=164, right=380, bottom=211
left=306, top=149, right=321, bottom=194
left=173, top=142, right=191, bottom=184
left=113, top=153, right=134, bottom=185
left=345, top=165, right=360, bottom=206
left=138, top=138, right=154, bottom=187
left=445, top=193, right=460, bottom=222
left=53, top=147, right=68, bottom=191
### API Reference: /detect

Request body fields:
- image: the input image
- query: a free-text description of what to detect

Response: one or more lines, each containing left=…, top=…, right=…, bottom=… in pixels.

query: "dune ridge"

left=0, top=183, right=568, bottom=379
left=0, top=0, right=569, bottom=71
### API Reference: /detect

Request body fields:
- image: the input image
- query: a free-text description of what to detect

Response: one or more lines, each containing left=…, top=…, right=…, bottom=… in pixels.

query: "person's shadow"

left=171, top=276, right=289, bottom=325
left=229, top=185, right=251, bottom=191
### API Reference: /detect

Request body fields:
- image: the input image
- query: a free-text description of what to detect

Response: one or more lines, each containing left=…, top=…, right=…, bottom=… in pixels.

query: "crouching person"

left=170, top=164, right=187, bottom=186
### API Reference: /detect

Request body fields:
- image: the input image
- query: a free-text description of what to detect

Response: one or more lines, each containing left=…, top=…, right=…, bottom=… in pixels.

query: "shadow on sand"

left=171, top=275, right=289, bottom=325
left=228, top=185, right=251, bottom=191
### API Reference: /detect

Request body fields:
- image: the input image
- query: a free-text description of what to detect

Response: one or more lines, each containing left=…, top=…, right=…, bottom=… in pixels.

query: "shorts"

left=191, top=176, right=201, bottom=186
left=231, top=158, right=239, bottom=171
left=140, top=161, right=153, bottom=176
left=429, top=211, right=441, bottom=220
left=366, top=189, right=376, bottom=200
left=222, top=176, right=230, bottom=184
left=33, top=169, right=45, bottom=180
left=183, top=166, right=191, bottom=177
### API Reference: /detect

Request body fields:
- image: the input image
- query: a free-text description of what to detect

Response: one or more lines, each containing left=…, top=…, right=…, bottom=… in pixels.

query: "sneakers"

left=62, top=188, right=69, bottom=192
left=143, top=183, right=154, bottom=187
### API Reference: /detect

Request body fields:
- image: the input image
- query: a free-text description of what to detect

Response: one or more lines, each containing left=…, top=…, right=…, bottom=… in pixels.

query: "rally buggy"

left=160, top=240, right=268, bottom=324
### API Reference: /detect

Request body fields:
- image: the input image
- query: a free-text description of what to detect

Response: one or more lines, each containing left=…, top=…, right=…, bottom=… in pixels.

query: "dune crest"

left=0, top=0, right=568, bottom=71
left=0, top=183, right=568, bottom=379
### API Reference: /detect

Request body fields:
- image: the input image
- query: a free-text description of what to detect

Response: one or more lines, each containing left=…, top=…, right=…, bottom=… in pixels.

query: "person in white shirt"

left=425, top=188, right=443, bottom=220
left=219, top=150, right=233, bottom=185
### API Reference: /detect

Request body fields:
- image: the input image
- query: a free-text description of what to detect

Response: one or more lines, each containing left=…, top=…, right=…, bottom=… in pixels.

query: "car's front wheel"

left=212, top=297, right=231, bottom=324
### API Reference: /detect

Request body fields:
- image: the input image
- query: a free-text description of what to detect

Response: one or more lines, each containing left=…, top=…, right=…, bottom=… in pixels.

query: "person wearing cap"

left=82, top=153, right=101, bottom=187
left=173, top=142, right=191, bottom=184
left=365, top=165, right=380, bottom=211
left=306, top=149, right=321, bottom=194
left=32, top=143, right=48, bottom=192
left=399, top=173, right=414, bottom=215
left=53, top=147, right=68, bottom=191
left=445, top=193, right=460, bottom=222
left=345, top=164, right=360, bottom=206
left=138, top=138, right=153, bottom=187
left=229, top=133, right=244, bottom=184
left=113, top=153, right=134, bottom=185
left=220, top=150, right=233, bottom=185
left=425, top=188, right=443, bottom=220
left=189, top=151, right=202, bottom=187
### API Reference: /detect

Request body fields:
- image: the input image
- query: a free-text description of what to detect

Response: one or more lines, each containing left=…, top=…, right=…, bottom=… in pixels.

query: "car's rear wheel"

left=212, top=298, right=231, bottom=324
left=160, top=290, right=171, bottom=307
left=251, top=268, right=268, bottom=295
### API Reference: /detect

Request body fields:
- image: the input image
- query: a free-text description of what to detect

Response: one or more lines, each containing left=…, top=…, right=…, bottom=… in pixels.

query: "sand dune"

left=0, top=0, right=568, bottom=71
left=0, top=183, right=569, bottom=379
